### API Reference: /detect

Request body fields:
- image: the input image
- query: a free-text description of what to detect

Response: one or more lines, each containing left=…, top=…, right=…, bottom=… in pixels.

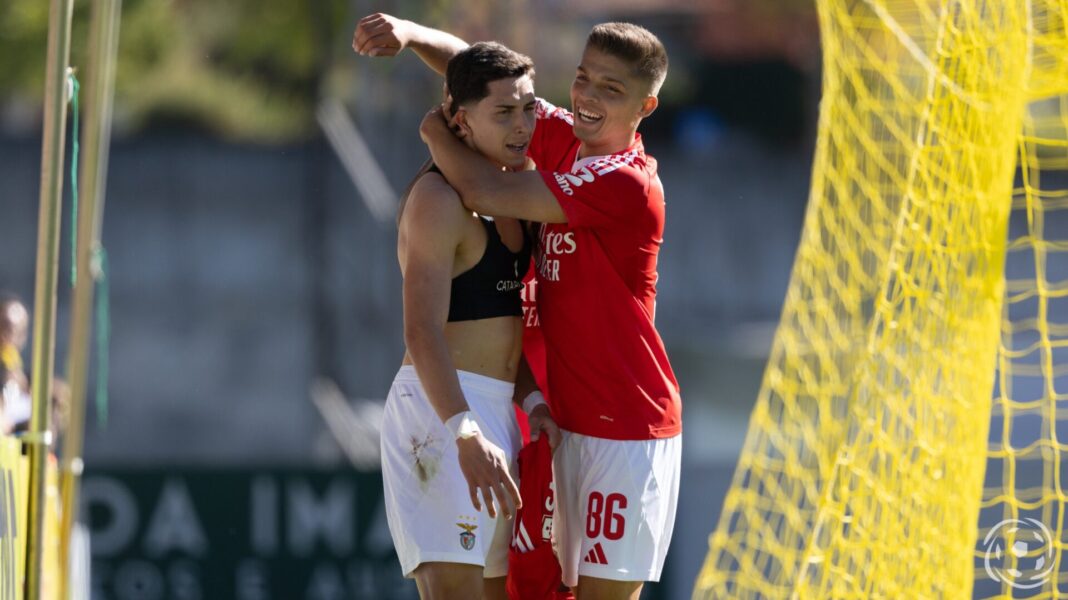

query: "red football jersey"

left=524, top=98, right=681, bottom=440
left=521, top=261, right=549, bottom=398
left=506, top=436, right=574, bottom=600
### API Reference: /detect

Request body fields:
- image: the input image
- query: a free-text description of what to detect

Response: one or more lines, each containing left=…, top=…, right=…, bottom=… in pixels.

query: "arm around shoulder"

left=462, top=171, right=568, bottom=224
left=419, top=108, right=568, bottom=223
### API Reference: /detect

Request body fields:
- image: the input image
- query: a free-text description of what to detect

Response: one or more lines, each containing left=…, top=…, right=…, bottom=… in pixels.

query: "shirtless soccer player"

left=356, top=15, right=682, bottom=600
left=379, top=42, right=560, bottom=600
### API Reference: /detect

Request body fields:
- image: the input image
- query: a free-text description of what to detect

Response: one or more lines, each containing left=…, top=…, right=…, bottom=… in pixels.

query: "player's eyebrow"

left=577, top=65, right=627, bottom=87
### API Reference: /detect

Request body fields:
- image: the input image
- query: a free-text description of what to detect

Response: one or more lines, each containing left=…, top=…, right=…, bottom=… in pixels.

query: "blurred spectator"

left=0, top=293, right=69, bottom=439
left=0, top=293, right=29, bottom=377
left=1, top=293, right=30, bottom=433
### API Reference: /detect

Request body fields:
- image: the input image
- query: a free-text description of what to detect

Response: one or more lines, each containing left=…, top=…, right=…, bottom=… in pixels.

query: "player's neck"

left=576, top=128, right=638, bottom=160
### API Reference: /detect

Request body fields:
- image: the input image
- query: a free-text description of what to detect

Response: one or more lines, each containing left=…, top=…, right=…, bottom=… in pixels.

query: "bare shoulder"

left=402, top=171, right=466, bottom=228
left=399, top=172, right=471, bottom=256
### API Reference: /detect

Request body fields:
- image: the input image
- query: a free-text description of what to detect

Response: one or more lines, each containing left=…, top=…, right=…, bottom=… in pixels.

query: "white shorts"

left=380, top=366, right=521, bottom=578
left=552, top=430, right=681, bottom=586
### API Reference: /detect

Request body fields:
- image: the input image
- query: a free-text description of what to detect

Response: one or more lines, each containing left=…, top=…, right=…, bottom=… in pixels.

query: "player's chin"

left=498, top=147, right=529, bottom=170
left=572, top=121, right=602, bottom=143
left=502, top=156, right=527, bottom=171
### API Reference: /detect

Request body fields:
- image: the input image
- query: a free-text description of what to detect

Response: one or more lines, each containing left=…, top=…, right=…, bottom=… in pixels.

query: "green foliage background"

left=1, top=0, right=353, bottom=142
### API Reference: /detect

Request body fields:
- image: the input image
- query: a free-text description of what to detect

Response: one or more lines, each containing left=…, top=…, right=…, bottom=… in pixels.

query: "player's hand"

left=442, top=94, right=456, bottom=124
left=528, top=404, right=562, bottom=452
left=353, top=13, right=410, bottom=57
left=419, top=105, right=451, bottom=144
left=457, top=433, right=522, bottom=519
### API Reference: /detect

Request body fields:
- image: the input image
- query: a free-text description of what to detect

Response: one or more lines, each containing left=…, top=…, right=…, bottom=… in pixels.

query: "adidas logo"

left=583, top=542, right=608, bottom=565
left=512, top=521, right=536, bottom=554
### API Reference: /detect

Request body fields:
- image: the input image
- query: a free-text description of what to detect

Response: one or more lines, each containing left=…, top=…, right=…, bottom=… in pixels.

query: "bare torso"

left=398, top=173, right=526, bottom=382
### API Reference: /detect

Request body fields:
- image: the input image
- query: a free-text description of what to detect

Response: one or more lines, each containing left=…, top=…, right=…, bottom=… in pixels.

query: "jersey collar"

left=571, top=134, right=645, bottom=173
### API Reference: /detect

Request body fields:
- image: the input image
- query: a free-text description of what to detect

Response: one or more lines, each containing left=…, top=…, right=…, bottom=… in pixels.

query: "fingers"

left=353, top=16, right=400, bottom=56
left=483, top=470, right=520, bottom=520
left=468, top=483, right=482, bottom=513
left=353, top=18, right=381, bottom=52
left=536, top=419, right=562, bottom=452
left=369, top=46, right=401, bottom=58
left=529, top=416, right=543, bottom=441
left=442, top=95, right=456, bottom=121
left=547, top=423, right=562, bottom=452
left=355, top=31, right=400, bottom=56
left=422, top=105, right=448, bottom=132
left=503, top=470, right=522, bottom=515
left=529, top=412, right=562, bottom=450
left=457, top=437, right=519, bottom=520
left=481, top=484, right=498, bottom=519
left=358, top=12, right=386, bottom=25
left=491, top=480, right=510, bottom=519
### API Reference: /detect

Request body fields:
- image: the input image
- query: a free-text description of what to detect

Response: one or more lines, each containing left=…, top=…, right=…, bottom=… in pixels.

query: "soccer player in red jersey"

left=356, top=15, right=681, bottom=600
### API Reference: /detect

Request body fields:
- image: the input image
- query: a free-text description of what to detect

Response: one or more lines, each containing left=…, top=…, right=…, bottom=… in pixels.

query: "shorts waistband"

left=394, top=365, right=515, bottom=399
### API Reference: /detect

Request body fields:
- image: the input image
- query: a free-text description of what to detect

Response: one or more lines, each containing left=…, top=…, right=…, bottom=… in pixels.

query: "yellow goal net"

left=694, top=0, right=1068, bottom=597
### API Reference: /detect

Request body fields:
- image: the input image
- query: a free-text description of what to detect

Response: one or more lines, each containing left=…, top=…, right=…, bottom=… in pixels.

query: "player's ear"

left=639, top=95, right=658, bottom=118
left=452, top=107, right=474, bottom=139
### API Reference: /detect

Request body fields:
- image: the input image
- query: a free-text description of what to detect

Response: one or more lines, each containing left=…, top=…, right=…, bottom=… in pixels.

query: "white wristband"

left=522, top=391, right=548, bottom=415
left=444, top=411, right=481, bottom=440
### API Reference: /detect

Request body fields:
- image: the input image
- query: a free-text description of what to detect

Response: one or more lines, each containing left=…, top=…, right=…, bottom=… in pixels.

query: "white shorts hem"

left=400, top=552, right=507, bottom=579
left=569, top=563, right=661, bottom=585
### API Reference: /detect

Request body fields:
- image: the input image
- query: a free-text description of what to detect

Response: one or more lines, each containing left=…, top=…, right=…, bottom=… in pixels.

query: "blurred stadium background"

left=3, top=0, right=822, bottom=598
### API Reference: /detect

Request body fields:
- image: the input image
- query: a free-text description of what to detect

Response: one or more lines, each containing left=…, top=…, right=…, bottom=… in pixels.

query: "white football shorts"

left=381, top=365, right=521, bottom=578
left=552, top=430, right=681, bottom=586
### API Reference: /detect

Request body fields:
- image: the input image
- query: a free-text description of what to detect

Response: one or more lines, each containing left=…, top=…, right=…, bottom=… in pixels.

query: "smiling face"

left=570, top=46, right=657, bottom=158
left=455, top=74, right=536, bottom=170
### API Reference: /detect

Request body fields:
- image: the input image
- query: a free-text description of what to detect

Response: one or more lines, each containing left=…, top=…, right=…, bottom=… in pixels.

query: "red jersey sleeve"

left=539, top=159, right=650, bottom=230
left=529, top=98, right=577, bottom=168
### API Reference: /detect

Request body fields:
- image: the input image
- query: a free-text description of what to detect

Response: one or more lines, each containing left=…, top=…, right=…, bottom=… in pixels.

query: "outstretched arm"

left=420, top=107, right=568, bottom=223
left=353, top=13, right=467, bottom=75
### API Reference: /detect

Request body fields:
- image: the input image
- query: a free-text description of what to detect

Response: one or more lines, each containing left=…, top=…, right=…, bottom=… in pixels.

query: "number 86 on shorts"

left=586, top=492, right=627, bottom=540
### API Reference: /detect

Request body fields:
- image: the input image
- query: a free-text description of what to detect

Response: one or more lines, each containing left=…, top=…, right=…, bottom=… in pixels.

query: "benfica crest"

left=457, top=522, right=478, bottom=550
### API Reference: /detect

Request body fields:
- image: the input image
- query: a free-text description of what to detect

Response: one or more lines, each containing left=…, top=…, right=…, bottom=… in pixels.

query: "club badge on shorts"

left=457, top=522, right=478, bottom=550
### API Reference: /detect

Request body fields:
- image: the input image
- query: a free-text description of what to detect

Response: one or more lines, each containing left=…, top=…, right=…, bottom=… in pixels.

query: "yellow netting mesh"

left=693, top=0, right=1068, bottom=597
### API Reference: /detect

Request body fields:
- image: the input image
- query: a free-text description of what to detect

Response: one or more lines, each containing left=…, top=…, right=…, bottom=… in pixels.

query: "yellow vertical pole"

left=60, top=1, right=122, bottom=597
left=27, top=0, right=76, bottom=598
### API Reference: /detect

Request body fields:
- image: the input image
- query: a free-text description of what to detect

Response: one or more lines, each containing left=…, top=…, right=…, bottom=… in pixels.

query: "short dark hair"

left=586, top=23, right=668, bottom=95
left=446, top=42, right=535, bottom=112
left=397, top=44, right=534, bottom=227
